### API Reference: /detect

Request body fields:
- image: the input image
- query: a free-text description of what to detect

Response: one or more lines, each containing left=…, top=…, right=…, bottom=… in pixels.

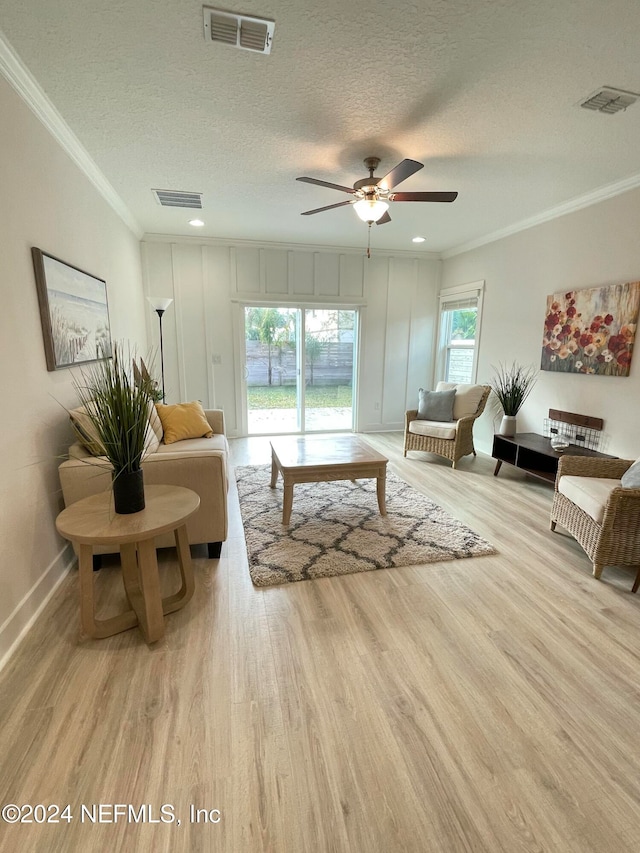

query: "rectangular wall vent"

left=579, top=86, right=640, bottom=114
left=152, top=189, right=203, bottom=209
left=202, top=6, right=274, bottom=54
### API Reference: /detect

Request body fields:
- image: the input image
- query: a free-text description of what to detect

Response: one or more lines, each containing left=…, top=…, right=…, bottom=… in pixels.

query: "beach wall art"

left=541, top=281, right=640, bottom=377
left=32, top=248, right=112, bottom=371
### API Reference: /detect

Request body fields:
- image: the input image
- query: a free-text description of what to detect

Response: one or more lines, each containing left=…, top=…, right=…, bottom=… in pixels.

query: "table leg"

left=134, top=538, right=166, bottom=644
left=161, top=525, right=195, bottom=614
left=493, top=460, right=503, bottom=476
left=376, top=470, right=387, bottom=516
left=78, top=543, right=97, bottom=638
left=270, top=450, right=279, bottom=488
left=282, top=481, right=294, bottom=525
left=78, top=543, right=138, bottom=639
left=120, top=542, right=140, bottom=609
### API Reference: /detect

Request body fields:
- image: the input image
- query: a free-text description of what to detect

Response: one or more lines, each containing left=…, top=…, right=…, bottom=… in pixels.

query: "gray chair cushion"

left=417, top=388, right=456, bottom=421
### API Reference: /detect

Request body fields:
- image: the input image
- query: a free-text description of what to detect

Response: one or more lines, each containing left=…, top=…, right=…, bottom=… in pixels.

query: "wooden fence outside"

left=246, top=341, right=353, bottom=387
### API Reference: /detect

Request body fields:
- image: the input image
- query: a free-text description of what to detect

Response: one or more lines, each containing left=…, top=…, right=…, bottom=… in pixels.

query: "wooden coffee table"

left=56, top=485, right=200, bottom=644
left=269, top=436, right=388, bottom=525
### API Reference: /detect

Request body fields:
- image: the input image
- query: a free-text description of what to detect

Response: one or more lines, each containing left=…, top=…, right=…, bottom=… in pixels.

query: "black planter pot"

left=112, top=469, right=145, bottom=514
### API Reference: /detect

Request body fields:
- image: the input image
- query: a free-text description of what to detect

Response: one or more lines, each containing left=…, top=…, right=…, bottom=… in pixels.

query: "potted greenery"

left=489, top=362, right=537, bottom=436
left=73, top=343, right=155, bottom=513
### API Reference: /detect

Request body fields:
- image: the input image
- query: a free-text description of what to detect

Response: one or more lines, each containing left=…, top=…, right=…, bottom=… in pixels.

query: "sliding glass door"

left=303, top=309, right=355, bottom=431
left=244, top=306, right=357, bottom=434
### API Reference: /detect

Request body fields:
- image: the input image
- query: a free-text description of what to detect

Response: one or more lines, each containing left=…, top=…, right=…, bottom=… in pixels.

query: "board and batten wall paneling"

left=264, top=249, right=288, bottom=295
left=406, top=261, right=439, bottom=409
left=203, top=246, right=238, bottom=432
left=289, top=251, right=314, bottom=295
left=382, top=259, right=417, bottom=427
left=141, top=239, right=440, bottom=436
left=172, top=244, right=209, bottom=405
left=340, top=254, right=365, bottom=298
left=236, top=249, right=261, bottom=295
left=359, top=256, right=439, bottom=431
left=315, top=253, right=340, bottom=297
left=358, top=257, right=391, bottom=430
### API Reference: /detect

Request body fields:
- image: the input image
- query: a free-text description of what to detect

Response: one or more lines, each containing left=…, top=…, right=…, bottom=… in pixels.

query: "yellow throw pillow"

left=155, top=401, right=214, bottom=445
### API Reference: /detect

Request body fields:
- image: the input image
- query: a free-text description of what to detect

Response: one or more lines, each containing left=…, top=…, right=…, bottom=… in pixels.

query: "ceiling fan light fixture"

left=353, top=198, right=389, bottom=223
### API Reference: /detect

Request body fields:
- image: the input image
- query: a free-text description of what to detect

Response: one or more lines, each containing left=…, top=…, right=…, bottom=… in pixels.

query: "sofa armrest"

left=556, top=455, right=632, bottom=484
left=204, top=408, right=225, bottom=435
left=59, top=448, right=229, bottom=550
left=58, top=454, right=113, bottom=505
left=601, top=484, right=640, bottom=532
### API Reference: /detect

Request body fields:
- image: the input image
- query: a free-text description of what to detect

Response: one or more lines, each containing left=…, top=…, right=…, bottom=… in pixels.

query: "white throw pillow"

left=436, top=382, right=485, bottom=420
left=621, top=457, right=640, bottom=489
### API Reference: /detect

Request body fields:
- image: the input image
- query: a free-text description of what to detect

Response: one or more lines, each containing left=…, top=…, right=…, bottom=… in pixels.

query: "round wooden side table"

left=56, top=484, right=200, bottom=644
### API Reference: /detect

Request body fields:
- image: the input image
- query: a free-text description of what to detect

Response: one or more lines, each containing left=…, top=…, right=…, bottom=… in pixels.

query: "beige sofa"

left=58, top=408, right=229, bottom=559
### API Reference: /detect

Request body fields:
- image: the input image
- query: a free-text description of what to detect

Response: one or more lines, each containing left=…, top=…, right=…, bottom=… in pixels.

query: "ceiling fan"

left=296, top=156, right=458, bottom=225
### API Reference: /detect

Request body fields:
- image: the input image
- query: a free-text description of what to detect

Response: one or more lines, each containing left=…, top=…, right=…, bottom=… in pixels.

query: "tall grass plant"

left=490, top=362, right=537, bottom=416
left=73, top=343, right=153, bottom=476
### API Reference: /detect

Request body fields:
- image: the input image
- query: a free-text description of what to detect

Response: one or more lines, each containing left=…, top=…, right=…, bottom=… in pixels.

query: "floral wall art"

left=541, top=281, right=640, bottom=377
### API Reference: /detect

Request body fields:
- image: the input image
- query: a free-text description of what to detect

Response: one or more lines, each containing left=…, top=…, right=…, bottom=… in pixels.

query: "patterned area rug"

left=235, top=465, right=497, bottom=587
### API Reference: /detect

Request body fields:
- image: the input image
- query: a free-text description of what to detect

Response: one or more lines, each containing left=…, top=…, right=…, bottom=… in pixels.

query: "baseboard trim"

left=359, top=423, right=404, bottom=433
left=0, top=543, right=76, bottom=675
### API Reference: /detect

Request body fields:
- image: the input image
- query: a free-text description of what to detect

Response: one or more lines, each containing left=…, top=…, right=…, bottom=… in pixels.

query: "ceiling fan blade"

left=392, top=191, right=458, bottom=202
left=296, top=177, right=355, bottom=194
left=375, top=211, right=392, bottom=225
left=301, top=200, right=354, bottom=215
left=378, top=159, right=424, bottom=190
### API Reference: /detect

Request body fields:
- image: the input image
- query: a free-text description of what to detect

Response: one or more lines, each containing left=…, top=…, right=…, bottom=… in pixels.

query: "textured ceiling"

left=3, top=0, right=640, bottom=254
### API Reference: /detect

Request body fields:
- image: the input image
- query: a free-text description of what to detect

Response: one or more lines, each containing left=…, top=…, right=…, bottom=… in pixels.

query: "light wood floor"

left=1, top=433, right=639, bottom=852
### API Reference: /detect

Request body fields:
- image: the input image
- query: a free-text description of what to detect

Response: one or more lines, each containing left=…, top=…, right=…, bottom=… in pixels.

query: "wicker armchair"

left=550, top=455, right=640, bottom=590
left=403, top=384, right=491, bottom=468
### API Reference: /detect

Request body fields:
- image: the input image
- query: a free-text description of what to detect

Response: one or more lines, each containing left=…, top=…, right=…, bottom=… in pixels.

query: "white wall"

left=0, top=75, right=147, bottom=667
left=441, top=188, right=640, bottom=459
left=141, top=239, right=440, bottom=435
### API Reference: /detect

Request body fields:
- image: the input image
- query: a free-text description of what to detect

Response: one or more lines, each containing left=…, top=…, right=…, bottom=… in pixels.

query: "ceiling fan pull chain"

left=367, top=222, right=372, bottom=259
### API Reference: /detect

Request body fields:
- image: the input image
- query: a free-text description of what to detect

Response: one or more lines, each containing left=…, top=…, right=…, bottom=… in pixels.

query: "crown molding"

left=0, top=29, right=142, bottom=238
left=442, top=172, right=640, bottom=259
left=141, top=232, right=442, bottom=259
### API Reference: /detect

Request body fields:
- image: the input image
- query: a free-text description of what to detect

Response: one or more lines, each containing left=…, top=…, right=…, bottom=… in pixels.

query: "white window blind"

left=440, top=295, right=478, bottom=312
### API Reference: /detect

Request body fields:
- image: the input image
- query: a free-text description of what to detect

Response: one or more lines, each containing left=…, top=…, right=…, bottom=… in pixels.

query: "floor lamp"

left=146, top=297, right=173, bottom=403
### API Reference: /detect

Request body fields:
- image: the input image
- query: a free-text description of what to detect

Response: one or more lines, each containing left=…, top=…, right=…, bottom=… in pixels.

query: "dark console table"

left=492, top=432, right=616, bottom=484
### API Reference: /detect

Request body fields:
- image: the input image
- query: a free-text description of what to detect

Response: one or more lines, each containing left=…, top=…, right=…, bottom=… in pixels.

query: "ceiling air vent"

left=152, top=189, right=203, bottom=209
left=202, top=6, right=274, bottom=54
left=579, top=86, right=640, bottom=114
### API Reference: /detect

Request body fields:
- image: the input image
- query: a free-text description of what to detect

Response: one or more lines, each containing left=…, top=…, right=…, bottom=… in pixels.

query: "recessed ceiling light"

left=412, top=236, right=426, bottom=243
left=189, top=219, right=205, bottom=227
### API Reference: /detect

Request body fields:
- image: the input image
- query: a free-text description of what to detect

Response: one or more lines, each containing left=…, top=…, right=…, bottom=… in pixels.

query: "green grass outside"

left=247, top=385, right=352, bottom=409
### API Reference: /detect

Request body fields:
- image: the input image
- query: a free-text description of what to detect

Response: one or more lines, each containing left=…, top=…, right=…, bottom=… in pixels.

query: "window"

left=436, top=282, right=484, bottom=384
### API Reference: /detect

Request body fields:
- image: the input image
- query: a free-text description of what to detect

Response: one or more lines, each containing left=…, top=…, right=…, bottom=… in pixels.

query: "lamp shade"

left=353, top=198, right=389, bottom=223
left=147, top=296, right=173, bottom=312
